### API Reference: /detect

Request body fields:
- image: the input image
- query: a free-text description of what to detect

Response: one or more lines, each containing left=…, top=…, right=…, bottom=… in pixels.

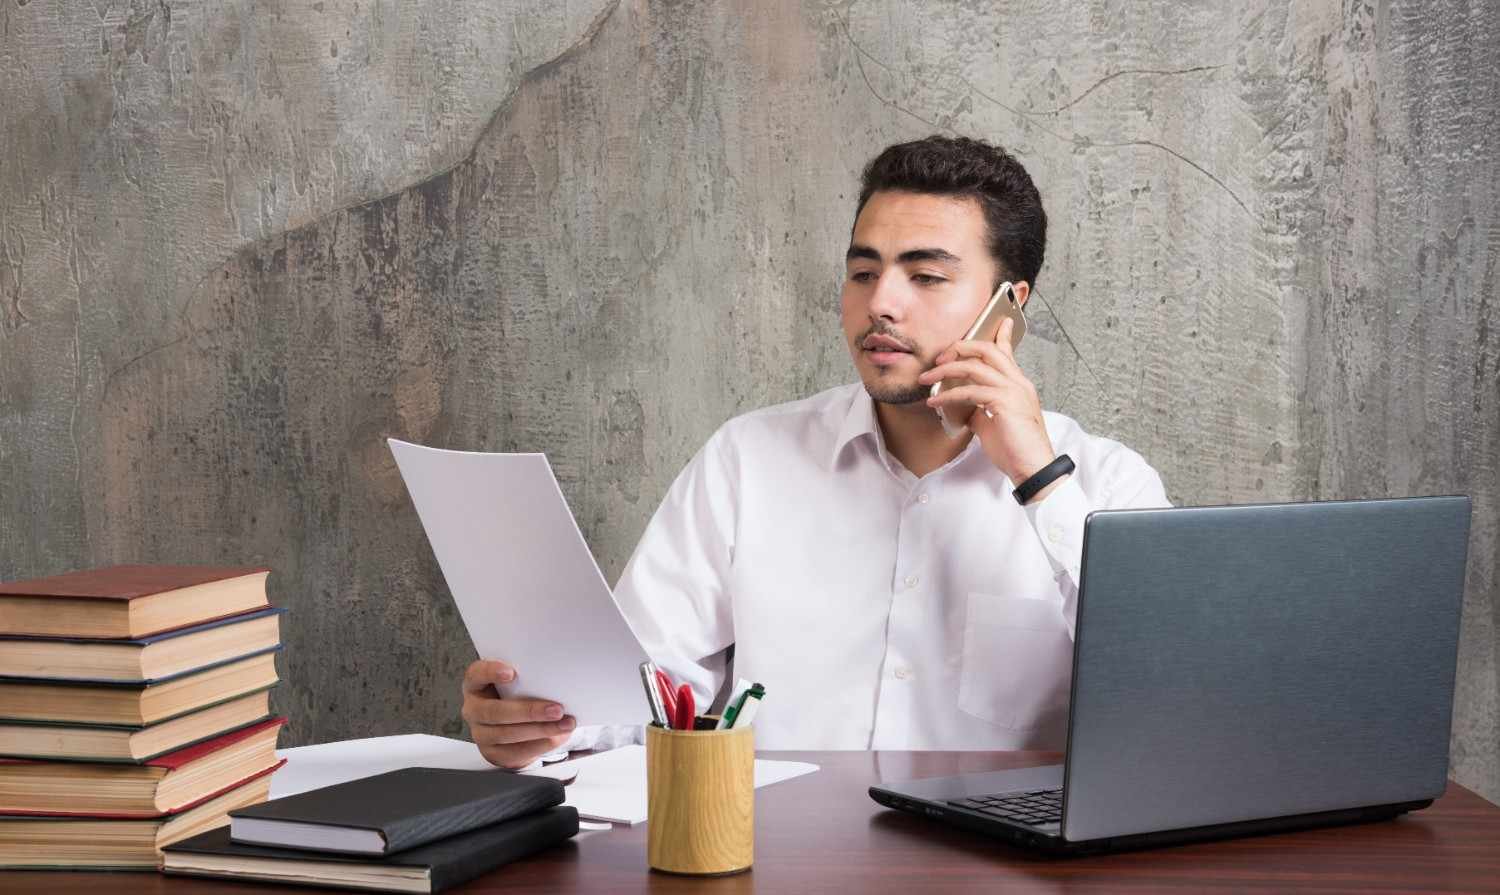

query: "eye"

left=913, top=274, right=946, bottom=285
left=849, top=271, right=876, bottom=283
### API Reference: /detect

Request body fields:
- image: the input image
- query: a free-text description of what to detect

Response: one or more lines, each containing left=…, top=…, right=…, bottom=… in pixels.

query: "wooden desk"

left=6, top=750, right=1498, bottom=893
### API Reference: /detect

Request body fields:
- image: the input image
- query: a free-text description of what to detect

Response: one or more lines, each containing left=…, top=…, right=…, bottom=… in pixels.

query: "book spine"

left=426, top=807, right=578, bottom=893
left=381, top=780, right=564, bottom=853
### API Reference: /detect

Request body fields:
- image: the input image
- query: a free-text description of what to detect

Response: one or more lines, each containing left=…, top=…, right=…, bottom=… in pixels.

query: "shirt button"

left=1047, top=524, right=1064, bottom=544
left=903, top=574, right=918, bottom=589
left=918, top=493, right=930, bottom=504
left=894, top=666, right=913, bottom=680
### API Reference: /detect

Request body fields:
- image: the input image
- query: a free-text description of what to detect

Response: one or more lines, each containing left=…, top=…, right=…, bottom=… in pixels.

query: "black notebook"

left=228, top=767, right=565, bottom=855
left=164, top=806, right=579, bottom=893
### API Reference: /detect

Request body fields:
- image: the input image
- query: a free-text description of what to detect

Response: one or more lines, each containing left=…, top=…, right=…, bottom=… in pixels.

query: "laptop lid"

left=1061, top=495, right=1471, bottom=842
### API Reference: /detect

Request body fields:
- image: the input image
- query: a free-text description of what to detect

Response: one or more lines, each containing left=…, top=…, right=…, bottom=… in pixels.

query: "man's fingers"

left=479, top=732, right=574, bottom=771
left=921, top=358, right=1005, bottom=389
left=991, top=317, right=1019, bottom=361
left=946, top=337, right=1021, bottom=375
left=997, top=316, right=1016, bottom=350
left=462, top=659, right=517, bottom=694
left=471, top=717, right=577, bottom=748
left=463, top=695, right=566, bottom=727
left=927, top=383, right=1008, bottom=411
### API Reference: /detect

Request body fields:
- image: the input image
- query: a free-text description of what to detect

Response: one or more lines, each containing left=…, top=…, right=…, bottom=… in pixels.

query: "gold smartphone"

left=929, top=280, right=1027, bottom=438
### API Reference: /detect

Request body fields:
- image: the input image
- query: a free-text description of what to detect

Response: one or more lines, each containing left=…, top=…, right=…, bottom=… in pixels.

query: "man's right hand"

left=461, top=659, right=577, bottom=770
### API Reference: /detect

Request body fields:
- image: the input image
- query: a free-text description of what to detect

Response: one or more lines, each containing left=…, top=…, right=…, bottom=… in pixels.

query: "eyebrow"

left=845, top=244, right=963, bottom=267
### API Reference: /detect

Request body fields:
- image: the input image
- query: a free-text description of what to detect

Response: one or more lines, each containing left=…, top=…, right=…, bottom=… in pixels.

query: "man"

left=462, top=136, right=1169, bottom=769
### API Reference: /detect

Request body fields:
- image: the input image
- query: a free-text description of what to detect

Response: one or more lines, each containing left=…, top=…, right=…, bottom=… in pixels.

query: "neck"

left=874, top=398, right=973, bottom=479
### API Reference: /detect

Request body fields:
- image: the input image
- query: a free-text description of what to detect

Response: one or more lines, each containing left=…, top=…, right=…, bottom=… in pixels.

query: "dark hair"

left=855, top=135, right=1047, bottom=288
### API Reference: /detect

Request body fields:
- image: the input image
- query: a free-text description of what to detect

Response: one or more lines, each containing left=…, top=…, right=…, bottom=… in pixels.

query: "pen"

left=639, top=661, right=668, bottom=726
left=654, top=670, right=679, bottom=729
left=715, top=679, right=754, bottom=730
left=720, top=680, right=762, bottom=729
left=730, top=684, right=764, bottom=729
left=674, top=683, right=695, bottom=731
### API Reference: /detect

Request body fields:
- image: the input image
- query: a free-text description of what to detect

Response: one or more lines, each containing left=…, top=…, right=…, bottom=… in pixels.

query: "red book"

left=0, top=565, right=271, bottom=639
left=0, top=716, right=285, bottom=816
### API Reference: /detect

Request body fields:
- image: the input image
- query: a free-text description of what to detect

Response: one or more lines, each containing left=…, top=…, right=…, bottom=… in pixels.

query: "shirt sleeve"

left=556, top=426, right=740, bottom=751
left=1020, top=442, right=1171, bottom=640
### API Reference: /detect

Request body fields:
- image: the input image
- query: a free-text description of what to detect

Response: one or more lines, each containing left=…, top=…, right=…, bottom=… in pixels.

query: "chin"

left=862, top=377, right=929, bottom=406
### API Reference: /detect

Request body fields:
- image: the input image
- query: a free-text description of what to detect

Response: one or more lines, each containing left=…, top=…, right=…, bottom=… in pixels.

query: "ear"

left=1012, top=281, right=1031, bottom=308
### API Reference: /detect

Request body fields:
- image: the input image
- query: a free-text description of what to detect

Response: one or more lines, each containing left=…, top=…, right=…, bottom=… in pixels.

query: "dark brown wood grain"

left=3, top=750, right=1496, bottom=893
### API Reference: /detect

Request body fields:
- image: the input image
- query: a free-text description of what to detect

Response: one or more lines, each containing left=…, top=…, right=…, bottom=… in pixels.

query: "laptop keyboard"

left=947, top=788, right=1063, bottom=826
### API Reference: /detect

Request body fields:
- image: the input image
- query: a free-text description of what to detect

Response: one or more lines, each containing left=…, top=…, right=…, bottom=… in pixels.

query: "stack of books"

left=0, top=564, right=287, bottom=869
left=163, top=768, right=579, bottom=893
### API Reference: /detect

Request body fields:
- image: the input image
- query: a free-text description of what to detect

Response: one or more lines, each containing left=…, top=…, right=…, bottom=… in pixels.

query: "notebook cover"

left=165, top=806, right=580, bottom=893
left=228, top=767, right=566, bottom=855
left=0, top=606, right=286, bottom=646
left=0, top=565, right=270, bottom=600
left=0, top=644, right=282, bottom=688
left=0, top=757, right=285, bottom=819
left=0, top=715, right=285, bottom=768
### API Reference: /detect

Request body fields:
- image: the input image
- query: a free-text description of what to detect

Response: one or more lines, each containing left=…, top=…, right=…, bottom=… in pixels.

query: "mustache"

left=857, top=325, right=918, bottom=353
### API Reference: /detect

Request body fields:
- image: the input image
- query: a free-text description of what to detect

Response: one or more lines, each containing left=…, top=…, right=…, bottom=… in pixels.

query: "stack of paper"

left=271, top=735, right=819, bottom=828
left=524, top=744, right=818, bottom=825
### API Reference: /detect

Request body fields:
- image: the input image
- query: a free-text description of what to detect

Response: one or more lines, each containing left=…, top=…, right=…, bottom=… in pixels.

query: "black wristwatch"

left=1012, top=454, right=1075, bottom=505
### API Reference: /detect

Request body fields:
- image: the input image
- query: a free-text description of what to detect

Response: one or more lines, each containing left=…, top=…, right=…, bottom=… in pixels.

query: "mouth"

left=862, top=335, right=914, bottom=366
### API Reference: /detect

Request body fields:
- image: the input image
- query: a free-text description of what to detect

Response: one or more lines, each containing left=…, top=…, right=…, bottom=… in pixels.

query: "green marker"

left=721, top=682, right=764, bottom=729
left=730, top=685, right=764, bottom=729
left=715, top=678, right=753, bottom=729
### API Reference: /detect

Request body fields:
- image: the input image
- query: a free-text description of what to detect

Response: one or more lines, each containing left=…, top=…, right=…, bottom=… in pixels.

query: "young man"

left=462, top=136, right=1170, bottom=769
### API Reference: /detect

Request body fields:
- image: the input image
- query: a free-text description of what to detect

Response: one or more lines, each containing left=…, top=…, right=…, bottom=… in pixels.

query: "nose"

left=866, top=270, right=914, bottom=323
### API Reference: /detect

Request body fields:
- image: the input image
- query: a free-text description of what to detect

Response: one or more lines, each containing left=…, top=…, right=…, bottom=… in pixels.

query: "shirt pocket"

left=956, top=590, right=1073, bottom=731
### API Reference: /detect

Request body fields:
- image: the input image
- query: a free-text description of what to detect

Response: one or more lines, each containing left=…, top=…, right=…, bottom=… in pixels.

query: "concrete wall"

left=2, top=1, right=1496, bottom=801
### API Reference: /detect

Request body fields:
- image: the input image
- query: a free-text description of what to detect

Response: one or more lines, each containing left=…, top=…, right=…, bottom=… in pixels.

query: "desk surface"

left=6, top=750, right=1498, bottom=893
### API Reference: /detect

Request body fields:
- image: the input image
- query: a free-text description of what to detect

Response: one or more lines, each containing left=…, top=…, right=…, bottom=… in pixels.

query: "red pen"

left=675, top=683, right=695, bottom=731
left=655, top=670, right=678, bottom=728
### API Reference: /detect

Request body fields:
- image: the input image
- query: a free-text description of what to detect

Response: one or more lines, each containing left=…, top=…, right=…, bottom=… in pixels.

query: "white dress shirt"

left=559, top=381, right=1169, bottom=756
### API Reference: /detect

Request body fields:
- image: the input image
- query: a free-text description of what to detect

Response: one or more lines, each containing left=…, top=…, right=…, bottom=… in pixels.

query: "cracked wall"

left=2, top=1, right=1498, bottom=801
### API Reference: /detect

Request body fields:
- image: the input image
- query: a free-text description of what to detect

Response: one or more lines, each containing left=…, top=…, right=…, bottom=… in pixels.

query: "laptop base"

left=869, top=785, right=1432, bottom=857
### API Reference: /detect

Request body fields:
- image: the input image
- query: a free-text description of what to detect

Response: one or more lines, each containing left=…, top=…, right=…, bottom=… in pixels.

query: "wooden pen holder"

left=645, top=717, right=754, bottom=876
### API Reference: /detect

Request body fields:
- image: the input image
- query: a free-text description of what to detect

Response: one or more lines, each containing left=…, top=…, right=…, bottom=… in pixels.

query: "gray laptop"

left=870, top=495, right=1472, bottom=855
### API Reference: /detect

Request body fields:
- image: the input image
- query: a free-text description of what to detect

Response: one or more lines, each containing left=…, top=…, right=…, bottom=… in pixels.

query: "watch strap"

left=1012, top=454, right=1076, bottom=505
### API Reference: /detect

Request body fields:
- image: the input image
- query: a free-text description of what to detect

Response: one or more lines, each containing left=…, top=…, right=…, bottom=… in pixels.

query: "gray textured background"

left=1, top=1, right=1496, bottom=802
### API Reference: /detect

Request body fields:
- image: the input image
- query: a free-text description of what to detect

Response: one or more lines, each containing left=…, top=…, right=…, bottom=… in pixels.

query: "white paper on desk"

left=270, top=734, right=496, bottom=799
left=389, top=439, right=649, bottom=725
left=523, top=744, right=820, bottom=825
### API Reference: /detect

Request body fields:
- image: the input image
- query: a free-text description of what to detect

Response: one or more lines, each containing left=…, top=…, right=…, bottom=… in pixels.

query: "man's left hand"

left=918, top=317, right=1061, bottom=488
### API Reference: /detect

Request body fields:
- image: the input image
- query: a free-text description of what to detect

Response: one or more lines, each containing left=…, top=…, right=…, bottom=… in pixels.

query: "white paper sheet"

left=270, top=734, right=495, bottom=799
left=524, top=744, right=821, bottom=825
left=388, top=439, right=649, bottom=725
left=271, top=736, right=821, bottom=828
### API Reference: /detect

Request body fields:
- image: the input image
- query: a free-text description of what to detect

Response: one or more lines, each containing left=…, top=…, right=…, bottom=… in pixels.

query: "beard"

left=854, top=324, right=929, bottom=405
left=864, top=377, right=930, bottom=405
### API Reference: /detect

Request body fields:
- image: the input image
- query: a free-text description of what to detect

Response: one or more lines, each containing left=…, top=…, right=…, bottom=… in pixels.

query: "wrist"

left=1007, top=454, right=1057, bottom=485
left=1024, top=473, right=1071, bottom=505
left=1012, top=454, right=1075, bottom=506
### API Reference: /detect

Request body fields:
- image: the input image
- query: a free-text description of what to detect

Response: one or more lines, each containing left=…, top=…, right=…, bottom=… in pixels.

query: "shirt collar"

left=829, top=382, right=988, bottom=477
left=829, top=384, right=880, bottom=470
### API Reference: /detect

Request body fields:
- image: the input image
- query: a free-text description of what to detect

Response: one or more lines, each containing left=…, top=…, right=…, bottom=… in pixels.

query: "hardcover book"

left=0, top=716, right=285, bottom=815
left=0, top=769, right=277, bottom=869
left=0, top=565, right=271, bottom=639
left=0, top=606, right=284, bottom=683
left=165, top=806, right=580, bottom=893
left=0, top=690, right=272, bottom=762
left=229, top=767, right=566, bottom=855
